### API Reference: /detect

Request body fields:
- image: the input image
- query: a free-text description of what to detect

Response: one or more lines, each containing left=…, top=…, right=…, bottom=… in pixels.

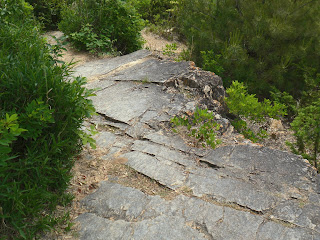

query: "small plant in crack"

left=140, top=76, right=151, bottom=84
left=171, top=108, right=221, bottom=149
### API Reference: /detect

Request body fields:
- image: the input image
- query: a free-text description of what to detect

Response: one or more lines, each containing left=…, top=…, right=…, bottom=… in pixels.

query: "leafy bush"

left=176, top=0, right=320, bottom=98
left=201, top=50, right=225, bottom=76
left=0, top=0, right=95, bottom=238
left=69, top=23, right=113, bottom=55
left=290, top=100, right=320, bottom=170
left=127, top=0, right=177, bottom=38
left=270, top=88, right=297, bottom=120
left=162, top=43, right=178, bottom=57
left=288, top=71, right=320, bottom=170
left=225, top=81, right=286, bottom=142
left=226, top=81, right=286, bottom=122
left=59, top=0, right=144, bottom=54
left=25, top=0, right=67, bottom=30
left=171, top=108, right=221, bottom=149
left=128, top=0, right=174, bottom=24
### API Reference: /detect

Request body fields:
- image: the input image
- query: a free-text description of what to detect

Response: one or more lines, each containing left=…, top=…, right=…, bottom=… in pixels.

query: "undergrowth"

left=171, top=108, right=221, bottom=149
left=225, top=81, right=287, bottom=142
left=0, top=0, right=96, bottom=238
left=59, top=0, right=144, bottom=55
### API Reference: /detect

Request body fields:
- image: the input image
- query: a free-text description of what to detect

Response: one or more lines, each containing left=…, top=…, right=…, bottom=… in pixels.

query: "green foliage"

left=226, top=81, right=287, bottom=122
left=176, top=0, right=320, bottom=98
left=24, top=0, right=67, bottom=30
left=162, top=43, right=178, bottom=57
left=300, top=68, right=320, bottom=106
left=270, top=88, right=297, bottom=120
left=128, top=0, right=177, bottom=38
left=69, top=24, right=113, bottom=55
left=59, top=0, right=144, bottom=55
left=290, top=100, right=320, bottom=170
left=161, top=43, right=189, bottom=62
left=289, top=71, right=320, bottom=170
left=0, top=0, right=96, bottom=238
left=128, top=0, right=174, bottom=24
left=201, top=50, right=225, bottom=76
left=232, top=119, right=268, bottom=143
left=0, top=0, right=34, bottom=23
left=171, top=108, right=221, bottom=149
left=0, top=114, right=26, bottom=160
left=225, top=81, right=286, bottom=142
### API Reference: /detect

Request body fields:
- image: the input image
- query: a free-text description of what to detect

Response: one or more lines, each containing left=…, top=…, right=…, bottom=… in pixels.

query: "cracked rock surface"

left=74, top=50, right=320, bottom=240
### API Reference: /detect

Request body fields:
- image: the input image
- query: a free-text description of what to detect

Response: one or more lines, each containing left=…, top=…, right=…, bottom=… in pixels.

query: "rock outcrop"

left=73, top=50, right=320, bottom=240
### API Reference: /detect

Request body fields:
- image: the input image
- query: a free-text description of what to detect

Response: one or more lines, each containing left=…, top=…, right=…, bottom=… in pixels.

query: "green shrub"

left=0, top=0, right=95, bottom=238
left=69, top=23, right=113, bottom=55
left=171, top=108, right=221, bottom=149
left=128, top=0, right=174, bottom=24
left=290, top=100, right=320, bottom=170
left=127, top=0, right=177, bottom=38
left=225, top=81, right=286, bottom=142
left=270, top=88, right=297, bottom=120
left=176, top=0, right=320, bottom=98
left=288, top=71, right=320, bottom=170
left=59, top=0, right=144, bottom=55
left=201, top=50, right=225, bottom=76
left=162, top=43, right=177, bottom=57
left=25, top=0, right=67, bottom=30
left=226, top=81, right=286, bottom=122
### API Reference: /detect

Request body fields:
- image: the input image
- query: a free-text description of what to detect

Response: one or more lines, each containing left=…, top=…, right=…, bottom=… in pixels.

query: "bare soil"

left=141, top=29, right=187, bottom=58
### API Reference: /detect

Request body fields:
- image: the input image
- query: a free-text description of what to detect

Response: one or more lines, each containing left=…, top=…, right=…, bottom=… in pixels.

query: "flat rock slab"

left=120, top=141, right=319, bottom=215
left=77, top=182, right=320, bottom=240
left=90, top=81, right=190, bottom=125
left=73, top=50, right=151, bottom=79
left=106, top=59, right=190, bottom=83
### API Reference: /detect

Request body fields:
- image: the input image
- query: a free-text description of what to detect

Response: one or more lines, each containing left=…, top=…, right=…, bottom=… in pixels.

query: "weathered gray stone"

left=85, top=80, right=116, bottom=91
left=122, top=151, right=187, bottom=190
left=132, top=215, right=207, bottom=240
left=102, top=146, right=122, bottom=160
left=78, top=213, right=208, bottom=240
left=310, top=193, right=320, bottom=204
left=94, top=131, right=117, bottom=149
left=78, top=182, right=320, bottom=240
left=272, top=201, right=320, bottom=232
left=143, top=131, right=207, bottom=156
left=125, top=122, right=152, bottom=139
left=256, top=221, right=320, bottom=240
left=73, top=50, right=151, bottom=79
left=90, top=82, right=186, bottom=125
left=165, top=67, right=226, bottom=112
left=186, top=170, right=277, bottom=212
left=203, top=145, right=319, bottom=194
left=106, top=59, right=189, bottom=83
left=77, top=213, right=133, bottom=240
left=180, top=195, right=224, bottom=222
left=140, top=110, right=158, bottom=123
left=210, top=207, right=264, bottom=240
left=81, top=181, right=150, bottom=220
left=131, top=140, right=197, bottom=168
left=89, top=114, right=129, bottom=131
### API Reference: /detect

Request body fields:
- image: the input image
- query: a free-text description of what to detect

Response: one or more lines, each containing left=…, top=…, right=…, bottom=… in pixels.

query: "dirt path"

left=44, top=30, right=187, bottom=68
